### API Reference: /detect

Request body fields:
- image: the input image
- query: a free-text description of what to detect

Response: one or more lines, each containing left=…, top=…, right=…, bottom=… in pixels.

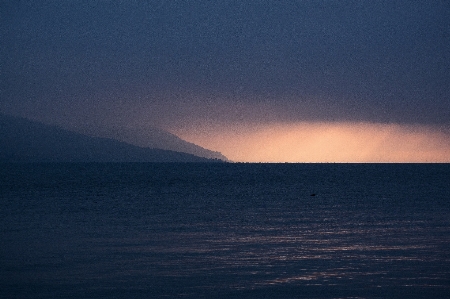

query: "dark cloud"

left=2, top=0, right=450, bottom=128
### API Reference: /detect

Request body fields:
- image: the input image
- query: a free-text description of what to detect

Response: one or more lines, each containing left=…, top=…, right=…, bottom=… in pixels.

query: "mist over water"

left=173, top=122, right=450, bottom=162
left=1, top=163, right=449, bottom=298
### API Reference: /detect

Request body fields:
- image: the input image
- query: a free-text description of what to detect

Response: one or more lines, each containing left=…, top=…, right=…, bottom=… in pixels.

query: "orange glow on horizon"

left=172, top=122, right=450, bottom=163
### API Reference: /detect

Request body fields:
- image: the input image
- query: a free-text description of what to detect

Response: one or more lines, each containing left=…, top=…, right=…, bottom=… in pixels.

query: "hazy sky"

left=2, top=0, right=450, bottom=161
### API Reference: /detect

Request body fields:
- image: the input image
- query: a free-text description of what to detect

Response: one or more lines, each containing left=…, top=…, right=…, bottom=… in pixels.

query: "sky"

left=2, top=0, right=450, bottom=162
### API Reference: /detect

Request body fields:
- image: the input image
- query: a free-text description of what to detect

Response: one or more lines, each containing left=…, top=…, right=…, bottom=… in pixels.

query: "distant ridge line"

left=0, top=114, right=226, bottom=163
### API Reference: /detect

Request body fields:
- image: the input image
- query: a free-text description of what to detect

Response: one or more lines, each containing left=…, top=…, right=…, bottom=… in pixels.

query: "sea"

left=1, top=163, right=449, bottom=299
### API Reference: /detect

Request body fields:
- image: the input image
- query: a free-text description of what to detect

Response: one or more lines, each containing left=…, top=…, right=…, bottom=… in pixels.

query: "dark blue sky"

left=2, top=0, right=449, bottom=129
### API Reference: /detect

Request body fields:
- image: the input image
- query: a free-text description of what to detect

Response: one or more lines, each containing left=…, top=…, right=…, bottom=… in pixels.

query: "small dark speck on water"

left=1, top=163, right=449, bottom=299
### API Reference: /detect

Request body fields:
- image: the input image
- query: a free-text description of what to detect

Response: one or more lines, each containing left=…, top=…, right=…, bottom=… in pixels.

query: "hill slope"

left=72, top=124, right=228, bottom=161
left=0, top=114, right=223, bottom=163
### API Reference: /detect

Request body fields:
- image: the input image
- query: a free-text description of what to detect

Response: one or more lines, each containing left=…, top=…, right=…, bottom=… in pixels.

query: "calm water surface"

left=1, top=163, right=449, bottom=298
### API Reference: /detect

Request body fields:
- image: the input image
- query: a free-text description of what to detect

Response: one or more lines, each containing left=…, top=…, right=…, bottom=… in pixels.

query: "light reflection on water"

left=68, top=217, right=449, bottom=295
left=1, top=163, right=449, bottom=298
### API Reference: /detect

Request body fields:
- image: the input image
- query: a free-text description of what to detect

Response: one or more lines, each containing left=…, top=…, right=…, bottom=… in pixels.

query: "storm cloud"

left=2, top=1, right=450, bottom=161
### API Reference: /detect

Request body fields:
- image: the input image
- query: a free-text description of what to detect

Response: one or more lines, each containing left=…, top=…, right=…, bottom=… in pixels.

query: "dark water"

left=1, top=163, right=449, bottom=299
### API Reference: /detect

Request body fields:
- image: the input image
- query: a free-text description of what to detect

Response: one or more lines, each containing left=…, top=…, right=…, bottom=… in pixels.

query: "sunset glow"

left=173, top=122, right=450, bottom=163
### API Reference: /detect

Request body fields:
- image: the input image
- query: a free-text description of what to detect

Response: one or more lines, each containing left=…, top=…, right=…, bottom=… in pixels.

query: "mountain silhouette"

left=0, top=114, right=225, bottom=163
left=72, top=124, right=228, bottom=161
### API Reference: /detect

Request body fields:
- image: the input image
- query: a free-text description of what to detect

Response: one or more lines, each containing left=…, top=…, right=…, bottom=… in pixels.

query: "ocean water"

left=1, top=163, right=449, bottom=299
